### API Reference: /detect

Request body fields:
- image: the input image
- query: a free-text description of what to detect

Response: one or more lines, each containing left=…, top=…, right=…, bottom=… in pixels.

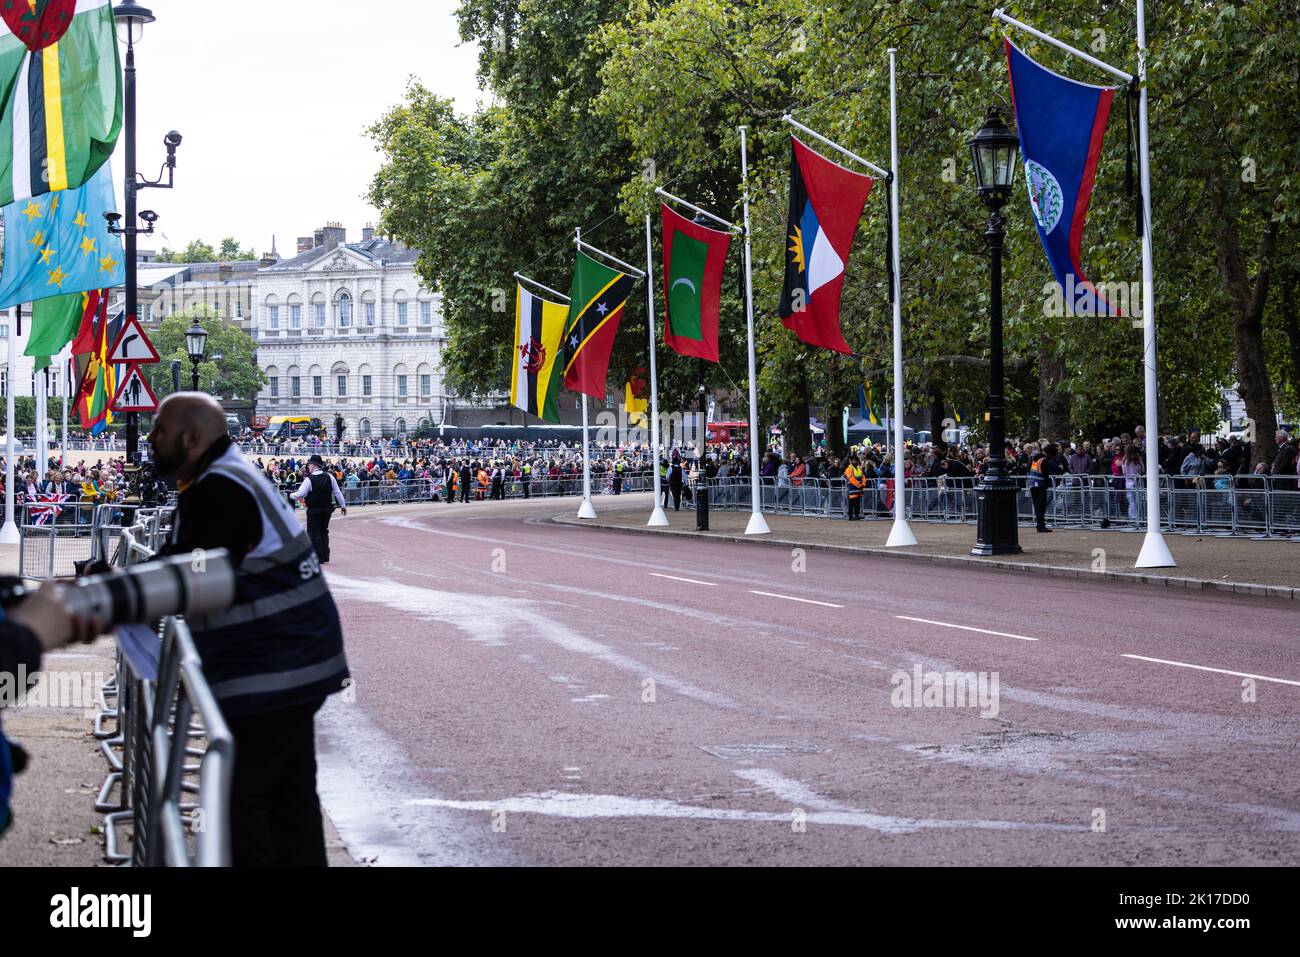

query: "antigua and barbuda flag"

left=0, top=161, right=123, bottom=308
left=510, top=283, right=566, bottom=423
left=0, top=0, right=122, bottom=207
left=1006, top=38, right=1120, bottom=317
left=779, top=136, right=874, bottom=355
left=562, top=250, right=634, bottom=400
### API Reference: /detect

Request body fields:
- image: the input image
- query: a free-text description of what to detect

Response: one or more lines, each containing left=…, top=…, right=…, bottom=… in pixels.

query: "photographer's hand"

left=8, top=582, right=100, bottom=651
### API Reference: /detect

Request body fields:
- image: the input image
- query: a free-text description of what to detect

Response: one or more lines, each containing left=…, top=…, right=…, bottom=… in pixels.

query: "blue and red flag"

left=1005, top=38, right=1119, bottom=317
left=779, top=136, right=874, bottom=354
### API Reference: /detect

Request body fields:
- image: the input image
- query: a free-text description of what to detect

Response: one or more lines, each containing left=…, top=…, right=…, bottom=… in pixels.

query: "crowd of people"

left=0, top=454, right=127, bottom=510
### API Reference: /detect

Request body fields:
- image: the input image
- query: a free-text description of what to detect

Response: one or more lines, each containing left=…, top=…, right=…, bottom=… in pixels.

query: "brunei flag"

left=74, top=294, right=118, bottom=431
left=661, top=202, right=729, bottom=362
left=510, top=283, right=566, bottom=423
left=0, top=0, right=122, bottom=207
left=779, top=136, right=874, bottom=355
left=562, top=250, right=634, bottom=400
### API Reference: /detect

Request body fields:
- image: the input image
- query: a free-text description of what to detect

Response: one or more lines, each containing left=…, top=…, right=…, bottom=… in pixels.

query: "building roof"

left=260, top=237, right=419, bottom=273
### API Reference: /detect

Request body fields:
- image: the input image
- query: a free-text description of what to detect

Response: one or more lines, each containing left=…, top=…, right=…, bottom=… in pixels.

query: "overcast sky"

left=109, top=1, right=484, bottom=257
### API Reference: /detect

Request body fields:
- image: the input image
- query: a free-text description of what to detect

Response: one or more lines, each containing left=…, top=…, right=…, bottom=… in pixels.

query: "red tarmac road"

left=311, top=495, right=1299, bottom=866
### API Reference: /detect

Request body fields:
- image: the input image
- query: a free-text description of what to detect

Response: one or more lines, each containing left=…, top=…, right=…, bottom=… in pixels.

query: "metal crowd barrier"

left=270, top=471, right=657, bottom=507
left=93, top=512, right=233, bottom=866
left=699, top=473, right=1300, bottom=538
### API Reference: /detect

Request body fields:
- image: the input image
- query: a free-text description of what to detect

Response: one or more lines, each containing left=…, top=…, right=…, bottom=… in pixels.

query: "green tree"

left=156, top=237, right=255, bottom=263
left=143, top=307, right=265, bottom=401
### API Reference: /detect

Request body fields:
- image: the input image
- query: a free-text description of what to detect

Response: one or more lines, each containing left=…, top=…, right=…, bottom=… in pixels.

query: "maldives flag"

left=779, top=136, right=874, bottom=355
left=661, top=202, right=729, bottom=362
left=562, top=250, right=634, bottom=399
left=1006, top=38, right=1119, bottom=317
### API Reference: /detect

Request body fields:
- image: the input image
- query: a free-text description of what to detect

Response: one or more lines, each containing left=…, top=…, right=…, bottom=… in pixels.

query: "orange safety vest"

left=845, top=465, right=865, bottom=492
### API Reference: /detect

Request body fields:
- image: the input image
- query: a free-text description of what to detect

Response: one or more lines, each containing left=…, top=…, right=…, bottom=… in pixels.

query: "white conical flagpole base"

left=0, top=520, right=18, bottom=544
left=647, top=506, right=669, bottom=527
left=744, top=511, right=770, bottom=535
left=885, top=518, right=917, bottom=547
left=577, top=498, right=597, bottom=520
left=1134, top=530, right=1176, bottom=568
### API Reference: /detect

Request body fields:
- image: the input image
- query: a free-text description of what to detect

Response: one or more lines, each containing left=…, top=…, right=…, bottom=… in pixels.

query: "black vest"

left=306, top=471, right=333, bottom=509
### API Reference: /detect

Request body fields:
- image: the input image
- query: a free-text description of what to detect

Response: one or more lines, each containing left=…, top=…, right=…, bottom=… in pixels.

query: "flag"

left=779, top=136, right=874, bottom=354
left=0, top=0, right=122, bottom=207
left=510, top=283, right=566, bottom=423
left=0, top=162, right=123, bottom=308
left=1006, top=38, right=1119, bottom=317
left=29, top=491, right=70, bottom=525
left=76, top=300, right=118, bottom=431
left=562, top=250, right=634, bottom=399
left=625, top=367, right=648, bottom=427
left=661, top=202, right=729, bottom=362
left=26, top=287, right=96, bottom=360
left=859, top=381, right=883, bottom=426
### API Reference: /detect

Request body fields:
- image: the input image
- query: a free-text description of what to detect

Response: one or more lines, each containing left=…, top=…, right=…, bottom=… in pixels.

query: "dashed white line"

left=1121, top=654, right=1300, bottom=687
left=749, top=590, right=844, bottom=608
left=895, top=615, right=1038, bottom=642
left=649, top=573, right=717, bottom=587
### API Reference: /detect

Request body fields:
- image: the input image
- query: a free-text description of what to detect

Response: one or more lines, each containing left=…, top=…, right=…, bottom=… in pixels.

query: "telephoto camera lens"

left=59, top=550, right=236, bottom=628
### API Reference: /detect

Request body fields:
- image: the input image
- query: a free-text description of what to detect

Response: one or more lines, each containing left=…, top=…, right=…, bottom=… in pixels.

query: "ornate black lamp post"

left=185, top=321, right=207, bottom=391
left=969, top=107, right=1023, bottom=556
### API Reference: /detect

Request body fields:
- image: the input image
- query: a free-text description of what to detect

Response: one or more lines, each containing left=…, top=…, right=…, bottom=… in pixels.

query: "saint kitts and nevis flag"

left=660, top=202, right=730, bottom=362
left=562, top=250, right=635, bottom=399
left=510, top=283, right=567, bottom=422
left=779, top=136, right=875, bottom=355
left=1006, top=38, right=1120, bottom=318
left=0, top=0, right=121, bottom=208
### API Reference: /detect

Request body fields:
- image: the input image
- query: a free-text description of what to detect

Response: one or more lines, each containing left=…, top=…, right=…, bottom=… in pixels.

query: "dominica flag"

left=0, top=0, right=122, bottom=207
left=562, top=250, right=634, bottom=399
left=0, top=161, right=123, bottom=308
left=510, top=283, right=566, bottom=422
left=779, top=136, right=874, bottom=355
left=1006, top=39, right=1119, bottom=317
left=661, top=202, right=729, bottom=362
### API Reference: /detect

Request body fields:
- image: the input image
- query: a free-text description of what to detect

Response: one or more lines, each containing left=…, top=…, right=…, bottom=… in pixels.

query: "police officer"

left=521, top=459, right=532, bottom=498
left=613, top=455, right=625, bottom=495
left=490, top=461, right=505, bottom=500
left=459, top=459, right=472, bottom=503
left=290, top=454, right=347, bottom=563
left=150, top=393, right=349, bottom=866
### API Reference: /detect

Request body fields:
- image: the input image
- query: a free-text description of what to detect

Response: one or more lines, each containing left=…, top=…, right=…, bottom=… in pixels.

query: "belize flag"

left=779, top=136, right=874, bottom=354
left=1006, top=38, right=1119, bottom=317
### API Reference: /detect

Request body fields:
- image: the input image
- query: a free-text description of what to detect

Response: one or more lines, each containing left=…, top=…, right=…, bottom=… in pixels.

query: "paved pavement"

left=310, top=494, right=1300, bottom=866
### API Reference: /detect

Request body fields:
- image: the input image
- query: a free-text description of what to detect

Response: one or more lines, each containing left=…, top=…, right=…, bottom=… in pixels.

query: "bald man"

left=150, top=393, right=349, bottom=866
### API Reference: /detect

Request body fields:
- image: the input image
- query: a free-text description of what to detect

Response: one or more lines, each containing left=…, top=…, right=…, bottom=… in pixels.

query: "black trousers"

left=461, top=479, right=471, bottom=503
left=522, top=480, right=530, bottom=499
left=306, top=508, right=332, bottom=563
left=1030, top=484, right=1048, bottom=529
left=847, top=492, right=863, bottom=520
left=668, top=480, right=682, bottom=510
left=613, top=477, right=622, bottom=495
left=225, top=700, right=328, bottom=867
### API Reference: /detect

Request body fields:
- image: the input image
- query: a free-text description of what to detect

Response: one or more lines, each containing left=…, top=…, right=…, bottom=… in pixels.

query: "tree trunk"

left=1211, top=189, right=1280, bottom=467
left=929, top=380, right=946, bottom=443
left=784, top=366, right=813, bottom=458
left=1282, top=269, right=1300, bottom=403
left=1037, top=334, right=1071, bottom=442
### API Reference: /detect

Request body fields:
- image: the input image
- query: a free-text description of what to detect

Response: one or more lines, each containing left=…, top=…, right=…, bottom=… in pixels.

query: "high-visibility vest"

left=845, top=466, right=865, bottom=490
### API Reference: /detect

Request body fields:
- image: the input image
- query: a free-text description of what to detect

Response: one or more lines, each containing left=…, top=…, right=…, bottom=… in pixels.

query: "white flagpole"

left=739, top=125, right=769, bottom=534
left=1, top=307, right=18, bottom=543
left=1132, top=0, right=1175, bottom=567
left=35, top=338, right=46, bottom=480
left=885, top=48, right=917, bottom=547
left=60, top=352, right=68, bottom=468
left=575, top=227, right=597, bottom=519
left=644, top=212, right=669, bottom=526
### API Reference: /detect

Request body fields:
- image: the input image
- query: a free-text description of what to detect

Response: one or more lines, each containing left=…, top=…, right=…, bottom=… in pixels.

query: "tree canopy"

left=142, top=307, right=265, bottom=402
left=155, top=237, right=256, bottom=263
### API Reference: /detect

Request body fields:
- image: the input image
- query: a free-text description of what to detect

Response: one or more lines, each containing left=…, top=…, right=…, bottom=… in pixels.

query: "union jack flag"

left=30, top=493, right=71, bottom=526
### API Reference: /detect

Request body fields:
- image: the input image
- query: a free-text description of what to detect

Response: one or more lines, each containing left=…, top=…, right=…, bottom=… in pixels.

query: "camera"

left=0, top=550, right=236, bottom=629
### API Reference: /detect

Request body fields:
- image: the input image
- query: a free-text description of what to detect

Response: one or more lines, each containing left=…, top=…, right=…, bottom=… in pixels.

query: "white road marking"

left=749, top=590, right=844, bottom=608
left=895, top=615, right=1038, bottom=642
left=649, top=572, right=717, bottom=586
left=1121, top=654, right=1300, bottom=688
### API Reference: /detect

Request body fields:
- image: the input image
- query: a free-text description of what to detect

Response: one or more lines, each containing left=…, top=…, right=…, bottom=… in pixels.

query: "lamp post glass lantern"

left=969, top=108, right=1023, bottom=556
left=186, top=321, right=207, bottom=391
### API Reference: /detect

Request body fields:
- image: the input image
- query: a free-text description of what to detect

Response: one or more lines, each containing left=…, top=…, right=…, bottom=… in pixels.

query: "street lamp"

left=106, top=3, right=179, bottom=466
left=968, top=107, right=1023, bottom=556
left=185, top=321, right=207, bottom=391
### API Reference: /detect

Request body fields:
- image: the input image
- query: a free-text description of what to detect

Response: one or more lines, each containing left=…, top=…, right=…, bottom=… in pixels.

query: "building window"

left=397, top=302, right=408, bottom=326
left=313, top=375, right=322, bottom=397
left=362, top=375, right=372, bottom=397
left=291, top=376, right=300, bottom=397
left=235, top=299, right=244, bottom=319
left=290, top=305, right=301, bottom=329
left=314, top=303, right=326, bottom=327
left=360, top=418, right=371, bottom=437
left=420, top=374, right=431, bottom=397
left=397, top=375, right=407, bottom=397
left=0, top=324, right=7, bottom=338
left=337, top=374, right=347, bottom=396
left=270, top=378, right=279, bottom=398
left=365, top=302, right=375, bottom=326
left=396, top=418, right=406, bottom=436
left=141, top=304, right=152, bottom=323
left=268, top=305, right=279, bottom=330
left=338, top=293, right=352, bottom=327
left=420, top=301, right=431, bottom=326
